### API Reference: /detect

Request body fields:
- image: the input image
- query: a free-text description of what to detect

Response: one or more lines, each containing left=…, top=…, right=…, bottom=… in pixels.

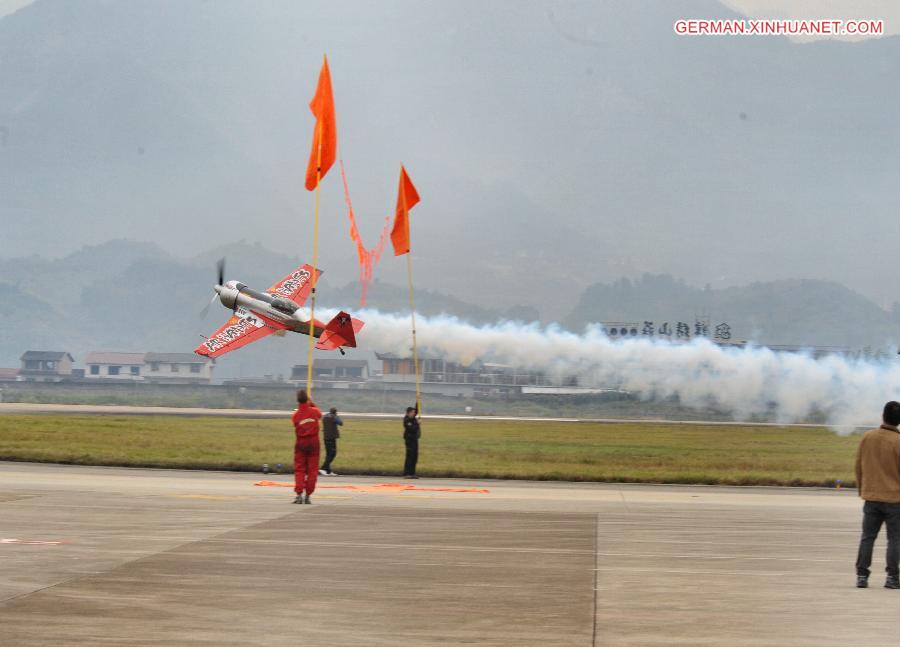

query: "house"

left=291, top=359, right=369, bottom=382
left=83, top=352, right=147, bottom=381
left=143, top=353, right=214, bottom=384
left=19, top=351, right=74, bottom=382
left=0, top=368, right=19, bottom=382
left=377, top=352, right=462, bottom=382
left=377, top=352, right=549, bottom=386
left=375, top=352, right=552, bottom=397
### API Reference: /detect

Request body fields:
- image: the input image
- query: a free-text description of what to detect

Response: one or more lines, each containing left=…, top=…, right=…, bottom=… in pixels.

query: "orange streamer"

left=340, top=160, right=392, bottom=306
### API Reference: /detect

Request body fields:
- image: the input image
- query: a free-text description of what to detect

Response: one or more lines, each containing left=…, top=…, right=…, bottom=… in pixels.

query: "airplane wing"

left=195, top=310, right=286, bottom=358
left=266, top=264, right=322, bottom=306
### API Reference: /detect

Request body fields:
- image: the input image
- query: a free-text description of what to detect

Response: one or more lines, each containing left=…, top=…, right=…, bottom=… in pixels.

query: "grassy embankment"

left=0, top=415, right=861, bottom=486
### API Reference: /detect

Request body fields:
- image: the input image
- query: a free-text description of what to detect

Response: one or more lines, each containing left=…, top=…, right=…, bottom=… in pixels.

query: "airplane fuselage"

left=216, top=280, right=321, bottom=336
left=196, top=262, right=361, bottom=358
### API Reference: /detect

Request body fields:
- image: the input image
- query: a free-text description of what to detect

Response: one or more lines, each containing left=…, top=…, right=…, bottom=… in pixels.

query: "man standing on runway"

left=402, top=406, right=421, bottom=479
left=292, top=389, right=322, bottom=504
left=855, top=400, right=900, bottom=588
left=319, top=407, right=343, bottom=476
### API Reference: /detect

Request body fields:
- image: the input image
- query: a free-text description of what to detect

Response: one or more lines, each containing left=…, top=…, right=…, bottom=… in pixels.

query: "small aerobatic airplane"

left=194, top=260, right=364, bottom=359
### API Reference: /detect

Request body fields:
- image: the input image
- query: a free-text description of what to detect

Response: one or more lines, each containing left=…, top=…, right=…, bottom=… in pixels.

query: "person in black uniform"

left=319, top=407, right=343, bottom=476
left=402, top=406, right=421, bottom=479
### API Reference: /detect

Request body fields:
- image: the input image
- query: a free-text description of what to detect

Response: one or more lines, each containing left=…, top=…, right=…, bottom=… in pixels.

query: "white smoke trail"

left=353, top=309, right=900, bottom=432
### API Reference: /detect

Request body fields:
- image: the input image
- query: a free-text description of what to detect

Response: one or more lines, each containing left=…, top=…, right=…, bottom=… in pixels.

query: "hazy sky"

left=1, top=0, right=899, bottom=371
left=1, top=0, right=899, bottom=314
left=3, top=0, right=896, bottom=36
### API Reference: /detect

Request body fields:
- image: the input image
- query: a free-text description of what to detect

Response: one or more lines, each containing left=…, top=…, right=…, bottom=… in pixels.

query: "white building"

left=84, top=352, right=147, bottom=380
left=291, top=359, right=370, bottom=382
left=143, top=353, right=214, bottom=384
left=81, top=352, right=214, bottom=384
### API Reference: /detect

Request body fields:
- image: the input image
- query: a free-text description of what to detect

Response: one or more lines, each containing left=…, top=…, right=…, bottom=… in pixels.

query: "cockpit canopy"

left=271, top=298, right=299, bottom=314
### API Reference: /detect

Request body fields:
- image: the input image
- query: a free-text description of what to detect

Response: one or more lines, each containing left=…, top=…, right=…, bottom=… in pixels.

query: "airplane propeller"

left=200, top=292, right=218, bottom=319
left=200, top=257, right=226, bottom=319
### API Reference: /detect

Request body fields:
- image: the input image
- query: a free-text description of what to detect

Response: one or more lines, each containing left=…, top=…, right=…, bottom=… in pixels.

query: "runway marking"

left=606, top=536, right=854, bottom=548
left=284, top=510, right=587, bottom=523
left=168, top=494, right=250, bottom=501
left=203, top=537, right=592, bottom=555
left=0, top=402, right=859, bottom=428
left=593, top=566, right=801, bottom=577
left=255, top=481, right=490, bottom=494
left=393, top=494, right=435, bottom=499
left=0, top=501, right=287, bottom=515
left=594, top=550, right=841, bottom=563
left=187, top=537, right=850, bottom=564
left=1, top=538, right=66, bottom=546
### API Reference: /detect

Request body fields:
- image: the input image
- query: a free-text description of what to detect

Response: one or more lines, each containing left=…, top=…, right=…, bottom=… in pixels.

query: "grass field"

left=1, top=386, right=746, bottom=420
left=0, top=414, right=863, bottom=487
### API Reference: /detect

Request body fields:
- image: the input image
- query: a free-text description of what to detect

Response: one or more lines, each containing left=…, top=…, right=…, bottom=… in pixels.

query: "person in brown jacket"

left=855, top=400, right=900, bottom=588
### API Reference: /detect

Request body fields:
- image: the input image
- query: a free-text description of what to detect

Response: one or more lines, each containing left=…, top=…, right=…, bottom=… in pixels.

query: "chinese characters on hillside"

left=600, top=321, right=895, bottom=360
left=603, top=321, right=732, bottom=341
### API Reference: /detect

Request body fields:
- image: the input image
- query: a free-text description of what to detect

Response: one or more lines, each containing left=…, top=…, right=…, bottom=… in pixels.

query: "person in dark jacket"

left=319, top=407, right=344, bottom=476
left=855, top=400, right=900, bottom=588
left=402, top=406, right=421, bottom=479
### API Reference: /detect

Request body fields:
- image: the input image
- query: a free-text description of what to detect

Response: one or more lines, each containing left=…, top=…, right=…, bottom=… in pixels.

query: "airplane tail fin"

left=316, top=311, right=364, bottom=351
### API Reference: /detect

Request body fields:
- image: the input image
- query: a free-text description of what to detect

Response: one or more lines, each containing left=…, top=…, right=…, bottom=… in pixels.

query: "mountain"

left=0, top=282, right=68, bottom=362
left=0, top=239, right=170, bottom=308
left=0, top=239, right=517, bottom=377
left=2, top=238, right=897, bottom=381
left=1, top=1, right=899, bottom=317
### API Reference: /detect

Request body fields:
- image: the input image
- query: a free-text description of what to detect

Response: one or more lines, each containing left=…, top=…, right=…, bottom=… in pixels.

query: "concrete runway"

left=0, top=462, right=894, bottom=646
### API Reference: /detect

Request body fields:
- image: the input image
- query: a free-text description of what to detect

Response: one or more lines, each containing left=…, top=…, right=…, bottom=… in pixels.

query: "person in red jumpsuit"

left=292, top=389, right=322, bottom=504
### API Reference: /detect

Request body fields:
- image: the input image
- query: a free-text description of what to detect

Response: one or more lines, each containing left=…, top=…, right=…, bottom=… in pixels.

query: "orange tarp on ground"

left=255, top=481, right=489, bottom=494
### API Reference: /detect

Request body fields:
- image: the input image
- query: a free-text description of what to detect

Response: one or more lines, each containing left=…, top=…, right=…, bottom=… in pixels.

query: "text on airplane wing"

left=266, top=264, right=322, bottom=306
left=195, top=312, right=286, bottom=358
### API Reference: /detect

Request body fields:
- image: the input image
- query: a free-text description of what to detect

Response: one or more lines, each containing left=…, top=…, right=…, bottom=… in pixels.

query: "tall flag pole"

left=304, top=55, right=337, bottom=397
left=390, top=166, right=422, bottom=413
left=406, top=252, right=421, bottom=414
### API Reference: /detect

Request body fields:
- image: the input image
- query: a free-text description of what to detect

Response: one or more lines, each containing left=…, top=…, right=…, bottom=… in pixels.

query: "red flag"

left=390, top=166, right=420, bottom=256
left=305, top=56, right=337, bottom=191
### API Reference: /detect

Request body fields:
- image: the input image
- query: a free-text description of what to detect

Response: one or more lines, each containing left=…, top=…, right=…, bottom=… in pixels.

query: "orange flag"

left=305, top=56, right=337, bottom=191
left=390, top=166, right=420, bottom=256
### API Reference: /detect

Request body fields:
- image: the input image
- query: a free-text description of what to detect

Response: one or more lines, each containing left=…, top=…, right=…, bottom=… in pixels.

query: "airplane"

left=194, top=259, right=364, bottom=359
